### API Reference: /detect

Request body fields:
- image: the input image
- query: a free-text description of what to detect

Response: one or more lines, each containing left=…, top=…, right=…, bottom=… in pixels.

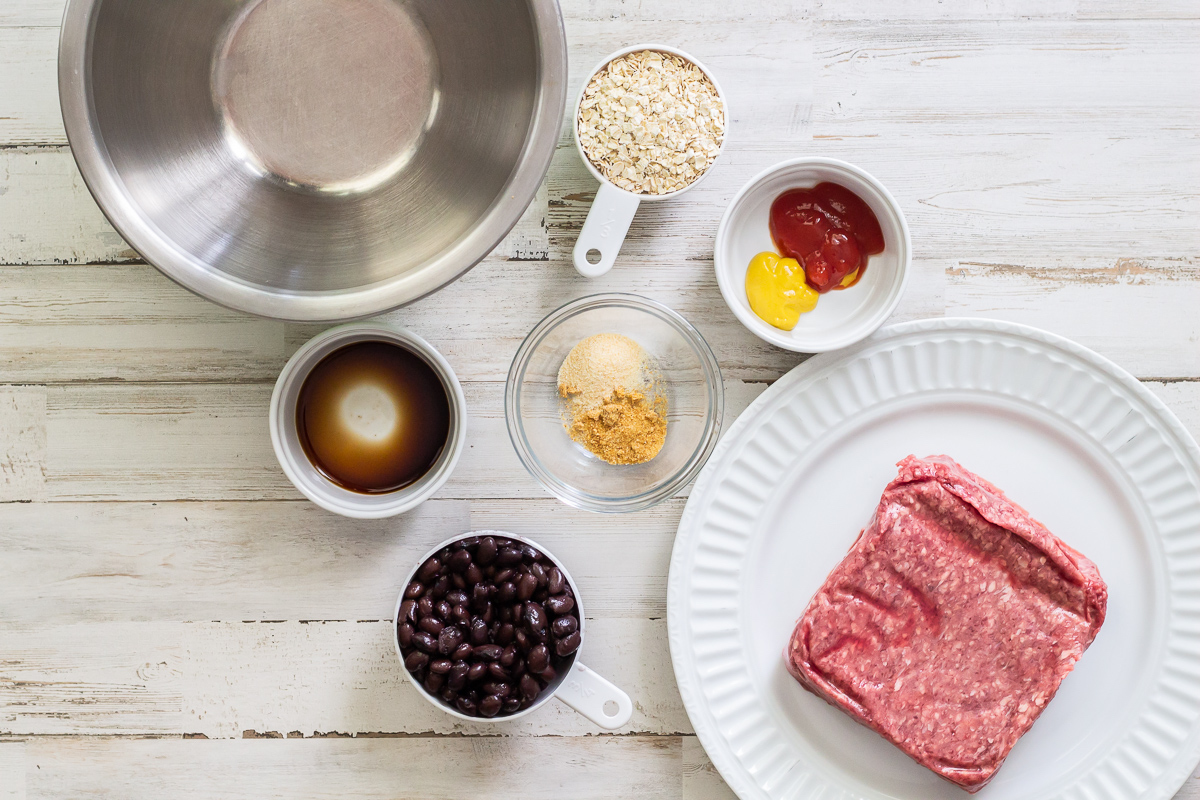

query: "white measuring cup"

left=572, top=44, right=727, bottom=278
left=393, top=531, right=634, bottom=729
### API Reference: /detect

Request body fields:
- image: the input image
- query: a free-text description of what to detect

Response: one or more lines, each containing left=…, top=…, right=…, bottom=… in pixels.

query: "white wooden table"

left=1, top=0, right=1198, bottom=796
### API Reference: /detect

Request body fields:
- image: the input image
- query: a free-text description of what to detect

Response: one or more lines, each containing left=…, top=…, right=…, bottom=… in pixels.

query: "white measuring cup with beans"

left=393, top=531, right=633, bottom=728
left=572, top=44, right=727, bottom=278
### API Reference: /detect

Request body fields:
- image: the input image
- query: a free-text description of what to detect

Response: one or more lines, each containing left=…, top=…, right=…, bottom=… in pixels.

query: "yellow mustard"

left=745, top=251, right=818, bottom=330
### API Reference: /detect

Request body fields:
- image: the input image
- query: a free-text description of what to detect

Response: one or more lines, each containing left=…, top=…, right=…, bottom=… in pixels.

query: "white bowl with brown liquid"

left=270, top=324, right=466, bottom=518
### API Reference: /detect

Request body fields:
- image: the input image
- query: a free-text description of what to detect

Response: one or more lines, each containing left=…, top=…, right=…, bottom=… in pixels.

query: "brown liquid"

left=296, top=341, right=451, bottom=494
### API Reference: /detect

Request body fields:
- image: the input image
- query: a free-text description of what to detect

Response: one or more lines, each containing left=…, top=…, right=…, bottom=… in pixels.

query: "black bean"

left=540, top=665, right=556, bottom=683
left=511, top=658, right=525, bottom=677
left=417, top=596, right=434, bottom=619
left=453, top=643, right=473, bottom=661
left=397, top=622, right=414, bottom=648
left=473, top=644, right=503, bottom=661
left=499, top=645, right=516, bottom=668
left=430, top=659, right=452, bottom=674
left=467, top=663, right=488, bottom=682
left=440, top=686, right=458, bottom=704
left=455, top=696, right=478, bottom=716
left=488, top=662, right=509, bottom=680
left=405, top=651, right=429, bottom=672
left=524, top=602, right=547, bottom=642
left=424, top=672, right=445, bottom=694
left=438, top=627, right=462, bottom=655
left=453, top=604, right=470, bottom=625
left=516, top=572, right=537, bottom=601
left=555, top=631, right=582, bottom=657
left=436, top=600, right=452, bottom=620
left=534, top=588, right=549, bottom=603
left=527, top=644, right=549, bottom=674
left=400, top=599, right=417, bottom=623
left=479, top=695, right=502, bottom=717
left=459, top=536, right=479, bottom=548
left=470, top=618, right=488, bottom=646
left=446, top=591, right=469, bottom=607
left=494, top=568, right=514, bottom=584
left=482, top=681, right=511, bottom=699
left=519, top=695, right=536, bottom=711
left=476, top=537, right=498, bottom=565
left=497, top=547, right=523, bottom=566
left=418, top=616, right=444, bottom=636
left=450, top=573, right=466, bottom=590
left=530, top=562, right=547, bottom=586
left=412, top=631, right=438, bottom=653
left=496, top=624, right=515, bottom=646
left=547, top=568, right=565, bottom=595
left=448, top=664, right=468, bottom=691
left=496, top=581, right=517, bottom=603
left=465, top=563, right=483, bottom=586
left=494, top=537, right=511, bottom=547
left=551, top=615, right=578, bottom=639
left=472, top=583, right=490, bottom=610
left=545, top=594, right=575, bottom=616
left=520, top=545, right=539, bottom=564
left=404, top=581, right=424, bottom=600
left=449, top=548, right=472, bottom=573
left=515, top=629, right=529, bottom=651
left=437, top=547, right=453, bottom=561
left=481, top=603, right=493, bottom=624
left=431, top=576, right=450, bottom=598
left=502, top=697, right=522, bottom=714
left=416, top=558, right=440, bottom=583
left=520, top=674, right=541, bottom=701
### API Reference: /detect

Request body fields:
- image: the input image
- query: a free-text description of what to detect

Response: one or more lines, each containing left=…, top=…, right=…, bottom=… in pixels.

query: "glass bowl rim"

left=504, top=292, right=725, bottom=513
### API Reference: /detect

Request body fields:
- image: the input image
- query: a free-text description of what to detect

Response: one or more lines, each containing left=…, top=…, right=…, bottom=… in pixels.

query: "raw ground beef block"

left=785, top=455, right=1107, bottom=793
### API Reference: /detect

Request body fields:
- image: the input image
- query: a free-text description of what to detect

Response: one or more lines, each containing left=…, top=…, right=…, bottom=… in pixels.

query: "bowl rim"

left=713, top=156, right=912, bottom=352
left=504, top=293, right=725, bottom=514
left=268, top=322, right=467, bottom=519
left=572, top=42, right=729, bottom=202
left=57, top=0, right=569, bottom=322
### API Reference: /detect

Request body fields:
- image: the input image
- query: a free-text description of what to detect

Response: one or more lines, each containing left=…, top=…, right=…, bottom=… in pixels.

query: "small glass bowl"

left=505, top=294, right=724, bottom=513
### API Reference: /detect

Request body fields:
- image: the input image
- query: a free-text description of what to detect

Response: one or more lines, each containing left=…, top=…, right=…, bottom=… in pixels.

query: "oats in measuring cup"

left=577, top=50, right=725, bottom=195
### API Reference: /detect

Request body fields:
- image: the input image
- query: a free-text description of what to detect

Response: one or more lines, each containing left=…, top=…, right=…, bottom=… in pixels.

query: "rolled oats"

left=577, top=50, right=725, bottom=196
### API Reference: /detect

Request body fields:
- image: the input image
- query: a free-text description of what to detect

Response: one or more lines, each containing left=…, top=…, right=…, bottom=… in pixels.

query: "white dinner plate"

left=668, top=318, right=1200, bottom=800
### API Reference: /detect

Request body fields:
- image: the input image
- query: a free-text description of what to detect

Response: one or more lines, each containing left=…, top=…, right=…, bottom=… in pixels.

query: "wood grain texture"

left=2, top=0, right=1199, bottom=797
left=0, top=380, right=763, bottom=502
left=13, top=737, right=683, bottom=799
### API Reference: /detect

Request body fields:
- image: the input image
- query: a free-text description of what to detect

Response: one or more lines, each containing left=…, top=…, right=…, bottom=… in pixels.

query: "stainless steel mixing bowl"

left=59, top=0, right=567, bottom=321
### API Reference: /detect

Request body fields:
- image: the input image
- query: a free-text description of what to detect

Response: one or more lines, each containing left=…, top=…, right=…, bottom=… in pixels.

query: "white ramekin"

left=269, top=323, right=466, bottom=518
left=714, top=157, right=911, bottom=353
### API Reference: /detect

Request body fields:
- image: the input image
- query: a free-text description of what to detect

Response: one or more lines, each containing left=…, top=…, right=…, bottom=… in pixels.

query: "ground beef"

left=784, top=455, right=1107, bottom=793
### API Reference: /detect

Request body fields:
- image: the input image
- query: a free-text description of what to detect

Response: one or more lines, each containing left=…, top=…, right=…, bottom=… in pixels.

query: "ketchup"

left=768, top=182, right=885, bottom=294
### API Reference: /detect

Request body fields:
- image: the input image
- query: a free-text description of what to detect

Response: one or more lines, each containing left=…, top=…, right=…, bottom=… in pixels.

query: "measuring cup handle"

left=572, top=182, right=640, bottom=278
left=554, top=662, right=633, bottom=729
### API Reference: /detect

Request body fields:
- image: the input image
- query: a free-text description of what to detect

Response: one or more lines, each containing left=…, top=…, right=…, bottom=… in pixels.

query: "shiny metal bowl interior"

left=59, top=0, right=567, bottom=321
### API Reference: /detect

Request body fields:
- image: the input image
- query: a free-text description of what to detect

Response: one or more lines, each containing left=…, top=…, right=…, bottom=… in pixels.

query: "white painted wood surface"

left=0, top=0, right=1197, bottom=797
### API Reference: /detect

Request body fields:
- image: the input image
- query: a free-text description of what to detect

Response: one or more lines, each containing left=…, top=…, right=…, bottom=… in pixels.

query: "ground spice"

left=556, top=333, right=667, bottom=465
left=569, top=388, right=667, bottom=465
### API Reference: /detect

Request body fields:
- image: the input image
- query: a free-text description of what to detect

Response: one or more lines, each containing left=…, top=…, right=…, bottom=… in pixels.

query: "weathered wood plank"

left=947, top=259, right=1200, bottom=378
left=4, top=378, right=1199, bottom=502
left=0, top=390, right=45, bottom=502
left=683, top=736, right=738, bottom=800
left=0, top=499, right=680, bottom=623
left=0, top=619, right=688, bottom=737
left=0, top=255, right=948, bottom=383
left=0, top=28, right=57, bottom=145
left=8, top=380, right=762, bottom=502
left=15, top=736, right=683, bottom=799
